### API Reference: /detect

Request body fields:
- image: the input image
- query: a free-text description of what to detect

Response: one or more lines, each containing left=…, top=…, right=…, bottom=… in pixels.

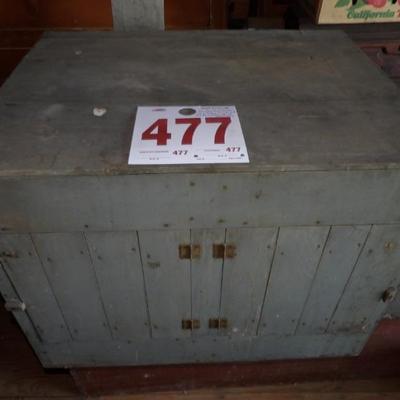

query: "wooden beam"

left=112, top=0, right=164, bottom=31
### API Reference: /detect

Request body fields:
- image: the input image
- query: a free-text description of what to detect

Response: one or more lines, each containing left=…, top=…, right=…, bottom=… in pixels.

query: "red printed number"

left=141, top=119, right=171, bottom=146
left=141, top=117, right=232, bottom=145
left=205, top=117, right=231, bottom=144
left=176, top=118, right=201, bottom=145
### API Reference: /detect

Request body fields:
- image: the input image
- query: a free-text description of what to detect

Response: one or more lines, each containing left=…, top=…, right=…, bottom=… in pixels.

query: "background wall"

left=0, top=0, right=231, bottom=85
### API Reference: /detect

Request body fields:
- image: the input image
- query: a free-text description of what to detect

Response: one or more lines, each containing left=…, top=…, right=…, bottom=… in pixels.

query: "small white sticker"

left=128, top=106, right=249, bottom=165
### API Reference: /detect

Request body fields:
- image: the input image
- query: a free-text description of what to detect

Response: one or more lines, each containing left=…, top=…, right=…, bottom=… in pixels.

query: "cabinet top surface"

left=1, top=30, right=400, bottom=177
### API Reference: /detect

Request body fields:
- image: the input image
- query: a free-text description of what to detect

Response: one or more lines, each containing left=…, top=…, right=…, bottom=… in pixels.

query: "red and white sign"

left=128, top=106, right=249, bottom=165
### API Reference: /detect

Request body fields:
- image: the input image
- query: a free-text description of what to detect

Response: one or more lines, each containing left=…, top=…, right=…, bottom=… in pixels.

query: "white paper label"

left=128, top=106, right=249, bottom=165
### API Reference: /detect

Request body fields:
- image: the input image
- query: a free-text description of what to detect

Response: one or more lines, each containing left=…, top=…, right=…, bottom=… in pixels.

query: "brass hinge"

left=181, top=319, right=200, bottom=330
left=209, top=318, right=228, bottom=329
left=212, top=244, right=236, bottom=259
left=179, top=244, right=201, bottom=260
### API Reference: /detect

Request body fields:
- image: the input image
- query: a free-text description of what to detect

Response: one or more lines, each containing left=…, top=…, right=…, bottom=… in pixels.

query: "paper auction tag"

left=128, top=106, right=249, bottom=165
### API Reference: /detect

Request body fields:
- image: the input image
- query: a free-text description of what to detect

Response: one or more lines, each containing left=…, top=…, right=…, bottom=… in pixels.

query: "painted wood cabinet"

left=0, top=31, right=400, bottom=367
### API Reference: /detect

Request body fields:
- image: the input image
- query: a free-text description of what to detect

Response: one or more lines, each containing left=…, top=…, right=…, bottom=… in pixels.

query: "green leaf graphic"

left=350, top=0, right=366, bottom=9
left=335, top=0, right=351, bottom=7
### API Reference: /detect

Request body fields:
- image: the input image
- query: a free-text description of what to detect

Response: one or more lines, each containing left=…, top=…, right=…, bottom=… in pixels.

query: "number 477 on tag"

left=141, top=117, right=232, bottom=146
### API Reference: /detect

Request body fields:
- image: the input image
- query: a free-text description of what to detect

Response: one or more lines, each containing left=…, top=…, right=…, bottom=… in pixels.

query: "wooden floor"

left=101, top=380, right=400, bottom=400
left=0, top=304, right=82, bottom=400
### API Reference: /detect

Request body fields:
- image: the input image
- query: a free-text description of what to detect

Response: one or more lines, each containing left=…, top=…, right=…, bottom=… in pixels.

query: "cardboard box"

left=303, top=0, right=400, bottom=24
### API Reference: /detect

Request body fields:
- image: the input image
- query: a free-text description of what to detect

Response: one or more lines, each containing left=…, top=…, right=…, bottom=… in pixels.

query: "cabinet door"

left=139, top=230, right=191, bottom=338
left=220, top=228, right=278, bottom=336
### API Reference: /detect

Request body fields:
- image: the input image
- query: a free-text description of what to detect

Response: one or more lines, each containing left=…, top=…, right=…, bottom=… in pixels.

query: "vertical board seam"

left=255, top=227, right=280, bottom=336
left=294, top=226, right=332, bottom=335
left=30, top=234, right=73, bottom=341
left=136, top=231, right=153, bottom=339
left=189, top=228, right=193, bottom=338
left=82, top=232, right=114, bottom=339
left=217, top=228, right=228, bottom=323
left=325, top=224, right=374, bottom=333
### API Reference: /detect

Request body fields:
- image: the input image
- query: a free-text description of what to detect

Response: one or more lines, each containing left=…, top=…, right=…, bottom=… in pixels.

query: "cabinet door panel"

left=191, top=229, right=225, bottom=337
left=139, top=230, right=191, bottom=338
left=86, top=231, right=150, bottom=340
left=220, top=227, right=278, bottom=336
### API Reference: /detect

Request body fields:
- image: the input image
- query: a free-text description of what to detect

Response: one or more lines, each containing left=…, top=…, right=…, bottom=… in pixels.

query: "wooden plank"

left=112, top=0, right=164, bottom=30
left=191, top=229, right=225, bottom=337
left=258, top=226, right=330, bottom=336
left=40, top=333, right=366, bottom=367
left=0, top=234, right=70, bottom=343
left=85, top=232, right=150, bottom=340
left=1, top=171, right=400, bottom=233
left=138, top=230, right=191, bottom=338
left=32, top=232, right=111, bottom=341
left=1, top=31, right=400, bottom=178
left=220, top=228, right=278, bottom=336
left=328, top=224, right=400, bottom=334
left=297, top=225, right=371, bottom=334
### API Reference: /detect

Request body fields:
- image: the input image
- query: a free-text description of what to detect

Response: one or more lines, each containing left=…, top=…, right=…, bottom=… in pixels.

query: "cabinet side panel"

left=297, top=225, right=371, bottom=334
left=327, top=224, right=400, bottom=334
left=0, top=233, right=70, bottom=343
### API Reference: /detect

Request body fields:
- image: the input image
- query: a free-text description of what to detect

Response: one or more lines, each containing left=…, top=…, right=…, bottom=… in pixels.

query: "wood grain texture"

left=0, top=31, right=399, bottom=177
left=220, top=228, right=278, bottom=336
left=297, top=225, right=371, bottom=334
left=71, top=327, right=400, bottom=396
left=32, top=233, right=111, bottom=341
left=138, top=230, right=191, bottom=339
left=328, top=225, right=400, bottom=335
left=85, top=232, right=150, bottom=340
left=112, top=0, right=164, bottom=31
left=258, top=226, right=330, bottom=335
left=2, top=171, right=400, bottom=233
left=191, top=229, right=225, bottom=337
left=0, top=234, right=70, bottom=343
